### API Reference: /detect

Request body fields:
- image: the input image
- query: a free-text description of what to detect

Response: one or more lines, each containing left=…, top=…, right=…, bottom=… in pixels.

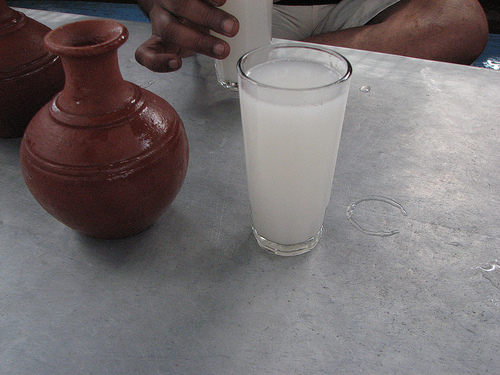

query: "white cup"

left=214, top=0, right=272, bottom=90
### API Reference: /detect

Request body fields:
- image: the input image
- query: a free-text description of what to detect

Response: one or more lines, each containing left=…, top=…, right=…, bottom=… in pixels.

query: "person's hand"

left=135, top=0, right=239, bottom=72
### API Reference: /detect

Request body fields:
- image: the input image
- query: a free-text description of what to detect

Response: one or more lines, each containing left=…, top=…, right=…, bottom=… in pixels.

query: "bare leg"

left=304, top=0, right=489, bottom=64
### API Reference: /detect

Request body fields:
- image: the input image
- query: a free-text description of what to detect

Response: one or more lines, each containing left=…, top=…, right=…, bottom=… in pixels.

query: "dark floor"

left=6, top=0, right=149, bottom=22
left=479, top=0, right=500, bottom=34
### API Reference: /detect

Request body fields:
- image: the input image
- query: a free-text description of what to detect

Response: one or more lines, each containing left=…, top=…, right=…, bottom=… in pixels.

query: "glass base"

left=252, top=226, right=322, bottom=257
left=217, top=78, right=238, bottom=91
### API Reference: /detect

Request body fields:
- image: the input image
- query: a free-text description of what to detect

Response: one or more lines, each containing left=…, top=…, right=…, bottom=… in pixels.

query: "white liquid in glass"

left=240, top=60, right=348, bottom=245
left=215, top=0, right=272, bottom=85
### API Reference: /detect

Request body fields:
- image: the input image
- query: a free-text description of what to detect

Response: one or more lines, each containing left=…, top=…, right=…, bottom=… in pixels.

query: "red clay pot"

left=20, top=19, right=189, bottom=239
left=0, top=0, right=64, bottom=137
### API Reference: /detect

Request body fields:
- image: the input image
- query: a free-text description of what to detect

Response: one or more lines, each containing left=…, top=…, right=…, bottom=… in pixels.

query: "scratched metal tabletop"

left=1, top=9, right=499, bottom=375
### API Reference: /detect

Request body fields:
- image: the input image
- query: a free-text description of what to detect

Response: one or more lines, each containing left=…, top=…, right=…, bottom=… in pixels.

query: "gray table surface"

left=1, top=9, right=500, bottom=375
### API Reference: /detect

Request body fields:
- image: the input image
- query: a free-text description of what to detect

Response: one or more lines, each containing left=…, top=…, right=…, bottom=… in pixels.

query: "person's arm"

left=135, top=0, right=239, bottom=72
left=304, top=0, right=489, bottom=65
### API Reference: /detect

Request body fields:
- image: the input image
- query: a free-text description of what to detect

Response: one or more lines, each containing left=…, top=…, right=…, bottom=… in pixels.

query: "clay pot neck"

left=44, top=19, right=133, bottom=116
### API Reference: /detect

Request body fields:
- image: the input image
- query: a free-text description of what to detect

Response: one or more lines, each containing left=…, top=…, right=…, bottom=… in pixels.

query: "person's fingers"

left=175, top=18, right=209, bottom=57
left=136, top=0, right=240, bottom=72
left=161, top=0, right=238, bottom=37
left=150, top=8, right=232, bottom=59
left=205, top=0, right=226, bottom=6
left=135, top=35, right=184, bottom=72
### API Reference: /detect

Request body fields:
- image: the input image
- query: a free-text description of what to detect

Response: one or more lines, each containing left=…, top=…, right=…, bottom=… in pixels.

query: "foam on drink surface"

left=247, top=59, right=341, bottom=89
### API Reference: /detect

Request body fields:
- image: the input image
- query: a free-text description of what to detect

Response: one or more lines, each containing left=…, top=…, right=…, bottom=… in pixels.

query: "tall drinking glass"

left=237, top=43, right=352, bottom=256
left=214, top=0, right=272, bottom=90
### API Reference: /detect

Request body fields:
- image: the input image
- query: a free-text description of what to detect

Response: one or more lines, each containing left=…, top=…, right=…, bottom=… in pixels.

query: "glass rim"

left=237, top=42, right=352, bottom=92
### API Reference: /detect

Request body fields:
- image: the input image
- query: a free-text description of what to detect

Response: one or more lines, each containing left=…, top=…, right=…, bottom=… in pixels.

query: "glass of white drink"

left=213, top=0, right=272, bottom=91
left=237, top=43, right=352, bottom=256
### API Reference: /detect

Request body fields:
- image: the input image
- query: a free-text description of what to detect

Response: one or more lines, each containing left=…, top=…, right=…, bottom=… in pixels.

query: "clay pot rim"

left=44, top=19, right=129, bottom=58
